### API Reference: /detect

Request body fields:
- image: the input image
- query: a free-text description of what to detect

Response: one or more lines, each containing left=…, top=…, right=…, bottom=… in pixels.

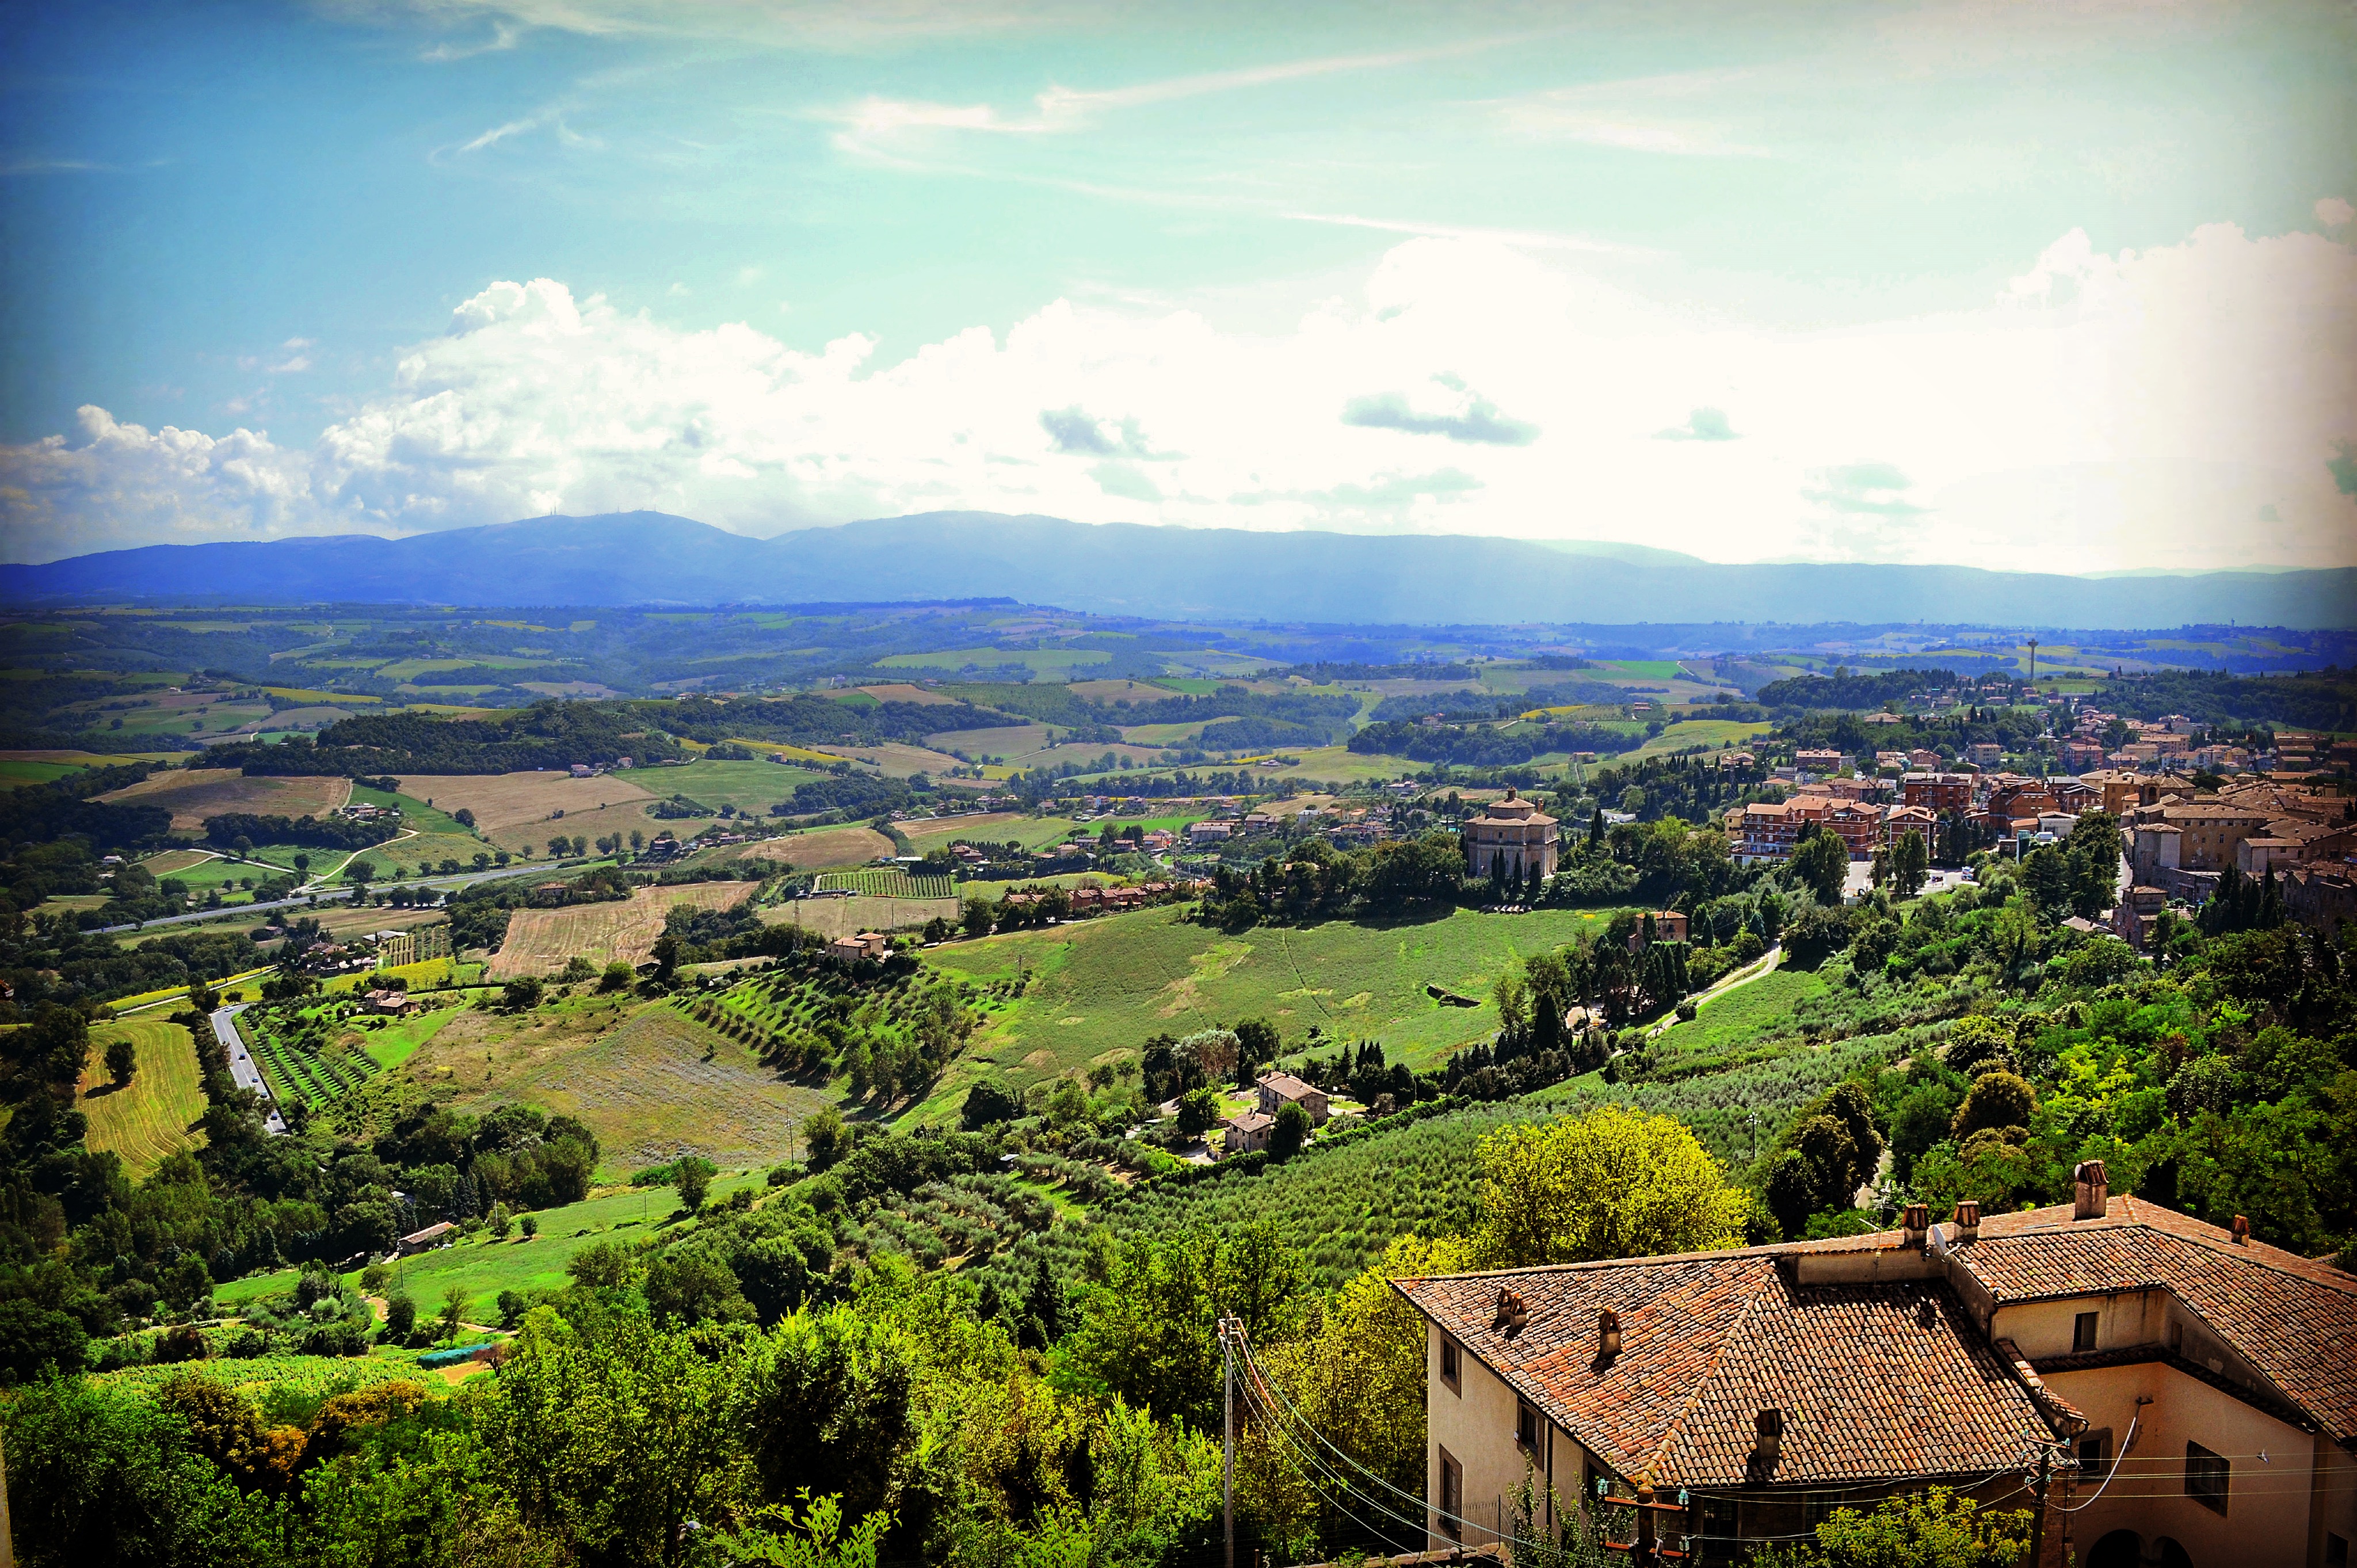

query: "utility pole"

left=1221, top=1316, right=1238, bottom=1568
left=2027, top=1443, right=2054, bottom=1568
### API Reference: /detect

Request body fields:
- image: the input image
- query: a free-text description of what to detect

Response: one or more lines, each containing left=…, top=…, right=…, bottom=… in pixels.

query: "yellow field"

left=77, top=1019, right=208, bottom=1179
left=396, top=770, right=654, bottom=832
left=487, top=882, right=757, bottom=979
left=97, top=768, right=352, bottom=831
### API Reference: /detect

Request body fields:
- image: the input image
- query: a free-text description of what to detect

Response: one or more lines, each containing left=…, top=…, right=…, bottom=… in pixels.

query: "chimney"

left=1901, top=1202, right=1929, bottom=1248
left=1952, top=1199, right=1981, bottom=1241
left=1598, top=1308, right=1623, bottom=1360
left=2073, top=1159, right=2108, bottom=1220
left=1754, top=1409, right=1783, bottom=1464
left=2230, top=1214, right=2249, bottom=1246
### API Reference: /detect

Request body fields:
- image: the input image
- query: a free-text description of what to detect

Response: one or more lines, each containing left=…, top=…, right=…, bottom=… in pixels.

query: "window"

left=1437, top=1448, right=1463, bottom=1540
left=2325, top=1533, right=2347, bottom=1568
left=2077, top=1430, right=2111, bottom=1471
left=2073, top=1311, right=2100, bottom=1353
left=1517, top=1401, right=1541, bottom=1453
left=1440, top=1336, right=1461, bottom=1394
left=2186, top=1440, right=2229, bottom=1515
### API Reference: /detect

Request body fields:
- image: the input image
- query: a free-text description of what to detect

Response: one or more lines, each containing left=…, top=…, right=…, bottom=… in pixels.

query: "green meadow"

left=922, top=903, right=1619, bottom=1094
left=660, top=758, right=830, bottom=815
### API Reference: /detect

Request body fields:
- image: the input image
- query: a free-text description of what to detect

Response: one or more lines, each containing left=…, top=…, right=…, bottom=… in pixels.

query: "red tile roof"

left=1394, top=1254, right=2048, bottom=1487
left=1952, top=1198, right=2357, bottom=1443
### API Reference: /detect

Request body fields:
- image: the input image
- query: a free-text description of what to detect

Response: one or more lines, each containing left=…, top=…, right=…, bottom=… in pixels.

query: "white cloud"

left=5, top=219, right=2352, bottom=570
left=2320, top=196, right=2354, bottom=229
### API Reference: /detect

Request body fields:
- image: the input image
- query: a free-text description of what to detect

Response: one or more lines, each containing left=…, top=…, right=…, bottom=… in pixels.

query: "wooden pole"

left=1, top=1415, right=14, bottom=1568
left=1222, top=1318, right=1236, bottom=1568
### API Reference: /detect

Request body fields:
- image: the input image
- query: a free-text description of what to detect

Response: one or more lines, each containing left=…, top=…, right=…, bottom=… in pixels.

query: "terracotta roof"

left=1394, top=1254, right=2047, bottom=1487
left=1951, top=1198, right=2357, bottom=1442
left=1258, top=1071, right=1322, bottom=1101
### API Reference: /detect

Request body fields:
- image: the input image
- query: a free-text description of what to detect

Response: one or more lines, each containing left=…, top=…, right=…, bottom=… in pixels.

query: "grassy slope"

left=213, top=1170, right=771, bottom=1323
left=1647, top=968, right=1827, bottom=1069
left=1116, top=1028, right=1900, bottom=1288
left=400, top=993, right=835, bottom=1173
left=923, top=904, right=1618, bottom=1090
left=77, top=1018, right=209, bottom=1179
left=660, top=758, right=829, bottom=815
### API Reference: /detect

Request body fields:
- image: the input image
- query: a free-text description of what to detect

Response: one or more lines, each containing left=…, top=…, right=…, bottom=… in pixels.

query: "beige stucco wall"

left=1426, top=1324, right=1581, bottom=1550
left=2040, top=1360, right=2316, bottom=1568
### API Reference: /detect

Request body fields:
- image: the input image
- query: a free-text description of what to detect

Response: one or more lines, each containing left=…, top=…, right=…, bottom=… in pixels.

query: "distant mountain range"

left=6, top=511, right=2353, bottom=629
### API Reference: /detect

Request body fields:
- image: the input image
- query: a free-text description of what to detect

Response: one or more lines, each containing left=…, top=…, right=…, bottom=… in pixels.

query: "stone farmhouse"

left=1255, top=1070, right=1330, bottom=1124
left=1464, top=789, right=1558, bottom=881
left=1394, top=1178, right=2357, bottom=1567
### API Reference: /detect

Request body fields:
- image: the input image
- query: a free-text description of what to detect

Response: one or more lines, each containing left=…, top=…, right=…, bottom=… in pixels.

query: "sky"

left=1, top=0, right=2353, bottom=573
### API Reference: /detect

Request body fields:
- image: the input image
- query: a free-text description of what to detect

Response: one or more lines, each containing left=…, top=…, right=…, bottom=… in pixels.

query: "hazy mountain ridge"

left=6, top=511, right=2353, bottom=629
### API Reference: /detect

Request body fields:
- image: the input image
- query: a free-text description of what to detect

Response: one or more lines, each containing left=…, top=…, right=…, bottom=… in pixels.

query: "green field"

left=923, top=903, right=1620, bottom=1094
left=291, top=1170, right=771, bottom=1322
left=1623, top=718, right=1773, bottom=761
left=0, top=759, right=89, bottom=789
left=363, top=1004, right=466, bottom=1071
left=78, top=1018, right=209, bottom=1179
left=1595, top=660, right=1685, bottom=680
left=1647, top=967, right=1827, bottom=1069
left=658, top=758, right=829, bottom=815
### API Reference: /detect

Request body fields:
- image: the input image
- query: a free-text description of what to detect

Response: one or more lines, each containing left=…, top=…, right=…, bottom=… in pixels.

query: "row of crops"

left=814, top=868, right=955, bottom=898
left=238, top=1011, right=383, bottom=1109
left=1103, top=1029, right=1914, bottom=1288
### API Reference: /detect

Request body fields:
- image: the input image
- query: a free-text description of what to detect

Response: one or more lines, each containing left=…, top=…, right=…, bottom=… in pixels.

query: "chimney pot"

left=1902, top=1203, right=1929, bottom=1246
left=2073, top=1159, right=2108, bottom=1220
left=1598, top=1308, right=1622, bottom=1359
left=2230, top=1215, right=2249, bottom=1245
left=1952, top=1199, right=1981, bottom=1239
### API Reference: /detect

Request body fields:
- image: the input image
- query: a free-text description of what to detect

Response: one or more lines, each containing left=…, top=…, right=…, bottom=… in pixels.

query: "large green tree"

left=1471, top=1107, right=1748, bottom=1268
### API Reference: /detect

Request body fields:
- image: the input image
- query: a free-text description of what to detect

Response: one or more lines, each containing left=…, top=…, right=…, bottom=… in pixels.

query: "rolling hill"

left=6, top=510, right=2352, bottom=629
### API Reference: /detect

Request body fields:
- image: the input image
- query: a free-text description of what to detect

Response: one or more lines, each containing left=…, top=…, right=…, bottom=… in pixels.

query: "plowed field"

left=97, top=768, right=352, bottom=830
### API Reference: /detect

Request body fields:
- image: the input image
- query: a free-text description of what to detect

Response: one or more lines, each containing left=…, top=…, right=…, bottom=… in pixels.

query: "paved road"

left=211, top=1003, right=287, bottom=1135
left=94, top=858, right=593, bottom=936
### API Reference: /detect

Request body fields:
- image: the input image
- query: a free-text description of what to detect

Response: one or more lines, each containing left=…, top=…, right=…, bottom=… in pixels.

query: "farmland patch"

left=809, top=742, right=966, bottom=778
left=97, top=768, right=352, bottom=831
left=397, top=770, right=654, bottom=833
left=411, top=1002, right=830, bottom=1172
left=763, top=825, right=898, bottom=871
left=77, top=1019, right=208, bottom=1179
left=487, top=882, right=757, bottom=979
left=762, top=895, right=960, bottom=939
left=923, top=903, right=1616, bottom=1090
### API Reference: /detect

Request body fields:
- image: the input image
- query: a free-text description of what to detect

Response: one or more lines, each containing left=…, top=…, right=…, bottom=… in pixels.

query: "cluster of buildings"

left=996, top=880, right=1203, bottom=920
left=1400, top=1177, right=2357, bottom=1566
left=2117, top=775, right=2357, bottom=930
left=1222, top=1070, right=1333, bottom=1155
